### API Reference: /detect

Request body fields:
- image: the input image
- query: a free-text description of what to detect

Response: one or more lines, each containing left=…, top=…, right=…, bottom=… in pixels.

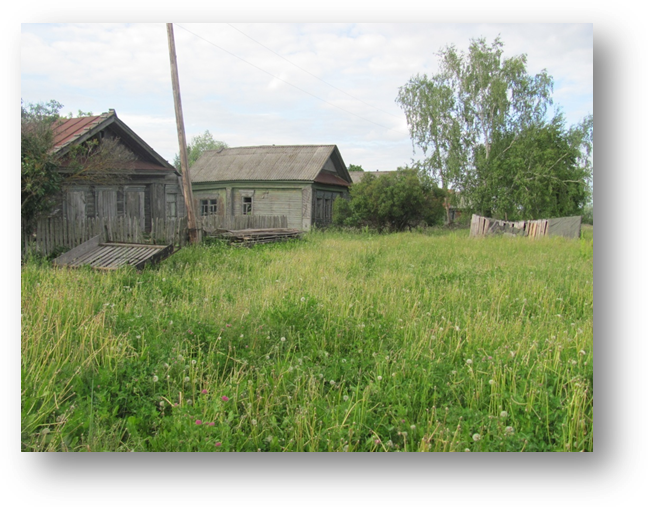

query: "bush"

left=333, top=169, right=446, bottom=231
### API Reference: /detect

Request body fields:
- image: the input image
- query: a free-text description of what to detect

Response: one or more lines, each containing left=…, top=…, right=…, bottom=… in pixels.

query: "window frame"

left=200, top=198, right=218, bottom=217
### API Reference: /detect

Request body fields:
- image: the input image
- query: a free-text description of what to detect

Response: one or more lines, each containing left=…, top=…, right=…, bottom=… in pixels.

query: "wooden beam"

left=166, top=23, right=199, bottom=245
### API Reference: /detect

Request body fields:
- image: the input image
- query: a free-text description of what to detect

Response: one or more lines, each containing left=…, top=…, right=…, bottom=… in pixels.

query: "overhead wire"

left=175, top=24, right=393, bottom=130
left=225, top=23, right=402, bottom=120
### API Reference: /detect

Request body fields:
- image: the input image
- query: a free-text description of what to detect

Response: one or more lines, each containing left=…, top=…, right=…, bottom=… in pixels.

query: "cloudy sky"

left=21, top=22, right=592, bottom=172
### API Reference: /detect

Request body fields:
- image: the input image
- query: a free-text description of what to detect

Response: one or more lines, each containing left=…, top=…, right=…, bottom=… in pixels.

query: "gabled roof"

left=190, top=145, right=351, bottom=185
left=51, top=110, right=176, bottom=173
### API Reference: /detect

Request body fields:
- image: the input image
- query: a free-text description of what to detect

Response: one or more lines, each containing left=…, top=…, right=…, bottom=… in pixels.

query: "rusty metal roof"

left=190, top=145, right=351, bottom=185
left=52, top=114, right=108, bottom=151
left=50, top=110, right=176, bottom=173
left=314, top=171, right=351, bottom=187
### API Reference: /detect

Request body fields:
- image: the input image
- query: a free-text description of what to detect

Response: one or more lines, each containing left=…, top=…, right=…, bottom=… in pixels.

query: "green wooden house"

left=190, top=145, right=352, bottom=230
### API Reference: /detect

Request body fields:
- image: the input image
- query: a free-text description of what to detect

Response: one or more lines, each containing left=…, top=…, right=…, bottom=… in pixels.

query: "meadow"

left=20, top=227, right=593, bottom=452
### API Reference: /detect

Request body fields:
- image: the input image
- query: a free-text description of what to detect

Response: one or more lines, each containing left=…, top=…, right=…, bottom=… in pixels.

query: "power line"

left=175, top=24, right=392, bottom=130
left=226, top=23, right=402, bottom=120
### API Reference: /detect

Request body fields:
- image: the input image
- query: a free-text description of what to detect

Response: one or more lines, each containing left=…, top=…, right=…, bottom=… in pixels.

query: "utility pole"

left=167, top=23, right=199, bottom=245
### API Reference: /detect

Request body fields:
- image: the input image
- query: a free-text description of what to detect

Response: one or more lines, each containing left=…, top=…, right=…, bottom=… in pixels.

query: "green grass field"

left=21, top=227, right=593, bottom=452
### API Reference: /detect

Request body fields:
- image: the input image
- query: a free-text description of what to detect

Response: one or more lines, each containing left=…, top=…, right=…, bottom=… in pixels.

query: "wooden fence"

left=470, top=214, right=549, bottom=239
left=22, top=214, right=289, bottom=258
left=198, top=214, right=288, bottom=233
left=22, top=216, right=189, bottom=258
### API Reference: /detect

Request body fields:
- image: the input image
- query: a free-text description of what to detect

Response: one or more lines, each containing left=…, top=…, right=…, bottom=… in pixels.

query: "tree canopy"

left=173, top=130, right=228, bottom=170
left=396, top=36, right=592, bottom=221
left=333, top=168, right=446, bottom=231
left=347, top=164, right=364, bottom=172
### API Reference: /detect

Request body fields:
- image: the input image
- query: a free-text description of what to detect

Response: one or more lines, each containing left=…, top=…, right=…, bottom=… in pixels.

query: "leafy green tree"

left=347, top=164, right=364, bottom=172
left=396, top=36, right=591, bottom=220
left=21, top=100, right=65, bottom=233
left=467, top=114, right=592, bottom=220
left=333, top=168, right=445, bottom=231
left=173, top=130, right=228, bottom=170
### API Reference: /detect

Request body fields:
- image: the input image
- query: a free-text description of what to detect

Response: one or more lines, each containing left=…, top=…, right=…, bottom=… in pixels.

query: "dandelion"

left=280, top=337, right=286, bottom=342
left=192, top=360, right=197, bottom=365
left=301, top=297, right=306, bottom=302
left=221, top=396, right=229, bottom=402
left=505, top=426, right=515, bottom=435
left=251, top=419, right=258, bottom=426
left=329, top=380, right=336, bottom=386
left=377, top=376, right=382, bottom=381
left=410, top=425, right=416, bottom=430
left=500, top=411, right=508, bottom=418
left=472, top=433, right=481, bottom=442
left=489, top=379, right=495, bottom=385
left=152, top=375, right=159, bottom=382
left=343, top=395, right=349, bottom=401
left=184, top=377, right=190, bottom=383
left=187, top=399, right=193, bottom=405
left=466, top=359, right=472, bottom=365
left=464, top=448, right=471, bottom=452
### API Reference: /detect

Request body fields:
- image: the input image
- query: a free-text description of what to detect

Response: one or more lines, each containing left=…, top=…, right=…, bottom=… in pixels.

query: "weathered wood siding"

left=192, top=189, right=228, bottom=219
left=312, top=189, right=345, bottom=227
left=244, top=188, right=303, bottom=230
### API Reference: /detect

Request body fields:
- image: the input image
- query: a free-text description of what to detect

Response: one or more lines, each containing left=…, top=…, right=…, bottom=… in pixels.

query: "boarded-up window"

left=96, top=188, right=117, bottom=219
left=67, top=190, right=86, bottom=222
left=125, top=189, right=145, bottom=229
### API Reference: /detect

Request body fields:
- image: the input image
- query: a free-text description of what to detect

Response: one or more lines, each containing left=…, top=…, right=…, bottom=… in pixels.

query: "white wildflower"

left=472, top=433, right=481, bottom=442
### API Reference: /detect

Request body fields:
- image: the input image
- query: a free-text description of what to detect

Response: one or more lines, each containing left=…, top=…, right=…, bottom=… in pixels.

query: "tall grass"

left=21, top=228, right=593, bottom=451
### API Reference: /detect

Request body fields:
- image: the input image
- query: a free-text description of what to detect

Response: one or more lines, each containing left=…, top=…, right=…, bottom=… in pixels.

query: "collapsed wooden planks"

left=217, top=228, right=303, bottom=246
left=53, top=235, right=174, bottom=270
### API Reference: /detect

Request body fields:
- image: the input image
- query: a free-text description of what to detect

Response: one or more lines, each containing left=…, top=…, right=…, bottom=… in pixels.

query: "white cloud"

left=21, top=22, right=593, bottom=172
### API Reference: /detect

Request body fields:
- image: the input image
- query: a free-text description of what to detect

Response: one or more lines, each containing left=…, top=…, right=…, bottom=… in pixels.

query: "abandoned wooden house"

left=49, top=110, right=185, bottom=231
left=190, top=145, right=352, bottom=230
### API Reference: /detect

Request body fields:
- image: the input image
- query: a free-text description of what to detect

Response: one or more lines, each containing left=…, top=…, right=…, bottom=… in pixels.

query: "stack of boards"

left=217, top=228, right=302, bottom=246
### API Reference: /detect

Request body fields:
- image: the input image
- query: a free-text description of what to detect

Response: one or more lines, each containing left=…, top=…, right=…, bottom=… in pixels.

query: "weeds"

left=21, top=229, right=593, bottom=451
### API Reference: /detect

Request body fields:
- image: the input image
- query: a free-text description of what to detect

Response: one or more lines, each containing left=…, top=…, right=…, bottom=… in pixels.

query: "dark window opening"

left=242, top=196, right=253, bottom=215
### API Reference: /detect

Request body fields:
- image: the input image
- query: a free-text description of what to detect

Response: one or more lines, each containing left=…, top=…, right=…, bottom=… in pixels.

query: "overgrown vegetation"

left=333, top=168, right=446, bottom=231
left=21, top=229, right=593, bottom=452
left=396, top=36, right=593, bottom=221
